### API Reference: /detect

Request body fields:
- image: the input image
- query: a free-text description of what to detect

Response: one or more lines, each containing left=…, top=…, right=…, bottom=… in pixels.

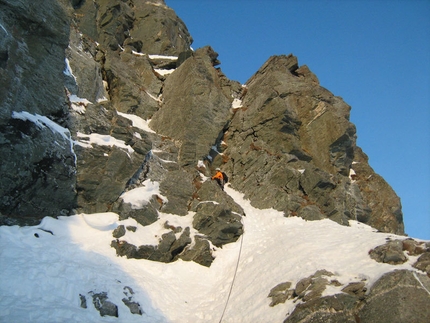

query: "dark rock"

left=171, top=227, right=192, bottom=258
left=180, top=236, right=214, bottom=267
left=193, top=202, right=243, bottom=247
left=79, top=294, right=87, bottom=309
left=402, top=238, right=428, bottom=256
left=112, top=225, right=126, bottom=238
left=159, top=169, right=195, bottom=215
left=122, top=298, right=142, bottom=315
left=268, top=282, right=294, bottom=307
left=298, top=205, right=325, bottom=221
left=294, top=276, right=312, bottom=298
left=113, top=196, right=160, bottom=226
left=150, top=46, right=233, bottom=166
left=282, top=269, right=430, bottom=322
left=164, top=221, right=182, bottom=233
left=293, top=270, right=334, bottom=302
left=284, top=293, right=358, bottom=323
left=126, top=226, right=137, bottom=232
left=352, top=147, right=404, bottom=234
left=358, top=270, right=430, bottom=323
left=369, top=239, right=408, bottom=265
left=0, top=0, right=77, bottom=225
left=0, top=115, right=77, bottom=225
left=341, top=282, right=367, bottom=299
left=75, top=144, right=144, bottom=213
left=111, top=240, right=139, bottom=258
left=102, top=50, right=161, bottom=120
left=413, top=252, right=430, bottom=276
left=112, top=228, right=196, bottom=264
left=91, top=292, right=118, bottom=317
left=223, top=54, right=404, bottom=234
left=122, top=286, right=143, bottom=315
left=177, top=49, right=194, bottom=67
left=190, top=180, right=245, bottom=216
left=126, top=0, right=192, bottom=55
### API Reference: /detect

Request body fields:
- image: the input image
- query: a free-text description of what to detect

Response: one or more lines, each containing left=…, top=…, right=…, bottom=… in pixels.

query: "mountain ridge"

left=0, top=0, right=429, bottom=321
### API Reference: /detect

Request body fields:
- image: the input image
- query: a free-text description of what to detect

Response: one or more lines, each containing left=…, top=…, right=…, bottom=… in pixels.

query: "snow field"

left=0, top=184, right=424, bottom=323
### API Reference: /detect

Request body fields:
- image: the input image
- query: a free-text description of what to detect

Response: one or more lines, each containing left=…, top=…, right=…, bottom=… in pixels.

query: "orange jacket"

left=212, top=171, right=224, bottom=181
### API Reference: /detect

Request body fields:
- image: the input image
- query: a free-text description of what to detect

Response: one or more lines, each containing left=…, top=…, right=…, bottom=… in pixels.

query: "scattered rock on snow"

left=79, top=294, right=87, bottom=309
left=269, top=270, right=339, bottom=307
left=122, top=286, right=143, bottom=315
left=112, top=225, right=126, bottom=238
left=91, top=292, right=118, bottom=317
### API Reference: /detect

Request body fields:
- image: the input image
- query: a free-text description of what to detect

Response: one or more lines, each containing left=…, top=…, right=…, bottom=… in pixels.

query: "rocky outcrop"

left=150, top=46, right=241, bottom=167
left=352, top=147, right=404, bottom=233
left=270, top=269, right=430, bottom=323
left=369, top=238, right=430, bottom=276
left=222, top=54, right=403, bottom=234
left=268, top=270, right=343, bottom=307
left=359, top=270, right=430, bottom=323
left=0, top=0, right=76, bottom=225
left=1, top=0, right=404, bottom=236
left=0, top=0, right=427, bottom=322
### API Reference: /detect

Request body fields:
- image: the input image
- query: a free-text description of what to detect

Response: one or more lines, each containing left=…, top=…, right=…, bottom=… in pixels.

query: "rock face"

left=0, top=0, right=76, bottom=225
left=1, top=0, right=403, bottom=234
left=272, top=269, right=430, bottom=323
left=1, top=0, right=424, bottom=321
left=222, top=54, right=403, bottom=234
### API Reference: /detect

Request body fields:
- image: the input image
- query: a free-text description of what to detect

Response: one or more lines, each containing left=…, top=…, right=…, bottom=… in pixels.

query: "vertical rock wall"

left=0, top=0, right=404, bottom=237
left=0, top=0, right=76, bottom=225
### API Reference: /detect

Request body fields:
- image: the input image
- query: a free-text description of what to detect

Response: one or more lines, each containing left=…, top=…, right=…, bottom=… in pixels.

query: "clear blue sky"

left=167, top=0, right=430, bottom=240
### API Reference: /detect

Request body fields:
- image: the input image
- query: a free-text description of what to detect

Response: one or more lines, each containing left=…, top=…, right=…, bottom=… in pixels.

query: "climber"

left=211, top=168, right=228, bottom=190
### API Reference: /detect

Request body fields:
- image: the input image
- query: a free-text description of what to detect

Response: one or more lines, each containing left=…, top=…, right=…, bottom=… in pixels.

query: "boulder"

left=122, top=286, right=143, bottom=315
left=113, top=196, right=160, bottom=227
left=112, top=225, right=126, bottom=238
left=341, top=282, right=367, bottom=300
left=358, top=270, right=430, bottom=323
left=369, top=239, right=408, bottom=265
left=159, top=169, right=195, bottom=215
left=268, top=282, right=293, bottom=307
left=193, top=202, right=243, bottom=247
left=190, top=180, right=245, bottom=216
left=91, top=292, right=118, bottom=317
left=111, top=227, right=194, bottom=263
left=179, top=236, right=215, bottom=267
left=284, top=293, right=358, bottom=323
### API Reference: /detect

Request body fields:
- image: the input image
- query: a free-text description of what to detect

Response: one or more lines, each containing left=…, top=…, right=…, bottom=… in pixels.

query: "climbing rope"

left=218, top=224, right=245, bottom=323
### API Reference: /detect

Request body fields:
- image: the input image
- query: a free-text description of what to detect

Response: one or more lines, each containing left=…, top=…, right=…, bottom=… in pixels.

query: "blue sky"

left=167, top=0, right=430, bottom=240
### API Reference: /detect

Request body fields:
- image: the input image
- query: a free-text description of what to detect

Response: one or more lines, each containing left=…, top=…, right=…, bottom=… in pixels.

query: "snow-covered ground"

left=0, top=183, right=423, bottom=323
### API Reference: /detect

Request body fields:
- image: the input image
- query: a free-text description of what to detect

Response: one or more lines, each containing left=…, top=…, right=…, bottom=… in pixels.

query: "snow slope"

left=0, top=184, right=423, bottom=323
